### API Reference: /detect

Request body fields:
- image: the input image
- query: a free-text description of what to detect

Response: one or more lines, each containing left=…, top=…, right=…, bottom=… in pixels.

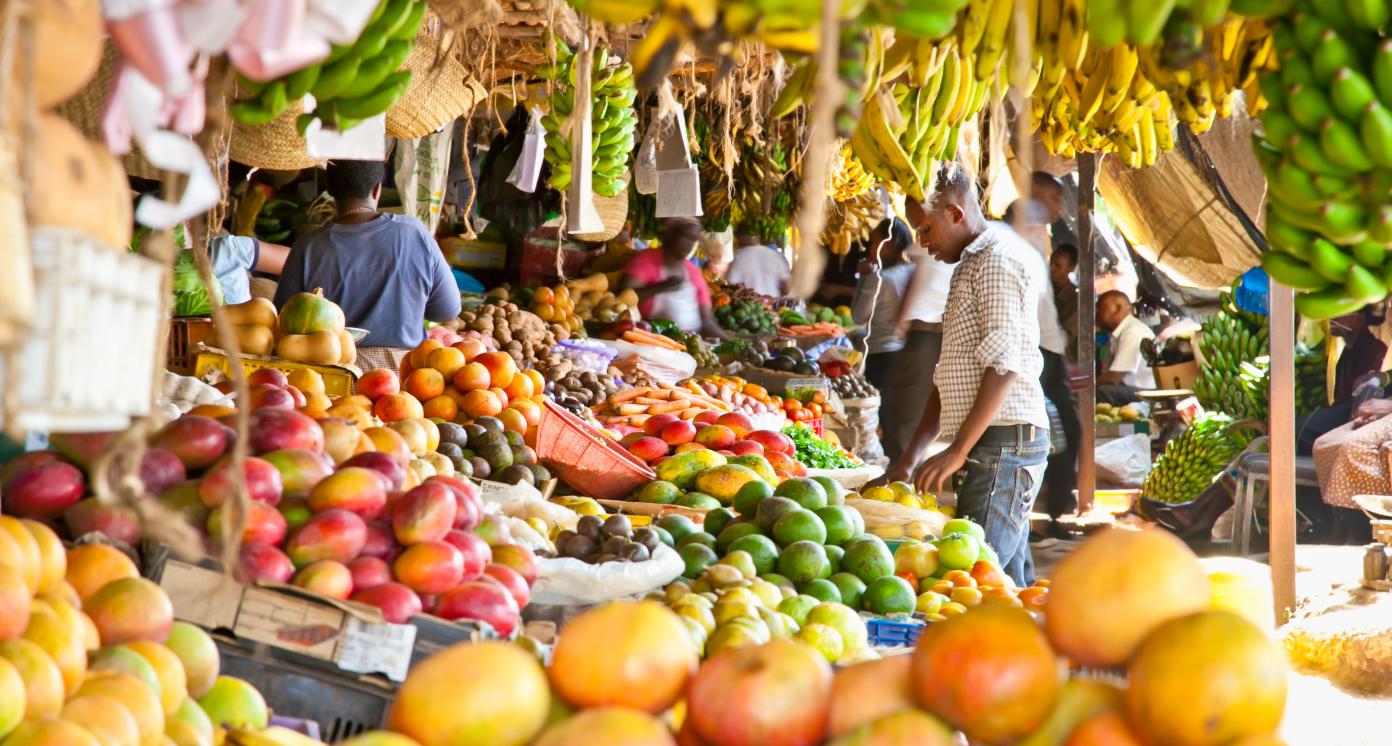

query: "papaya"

left=223, top=298, right=278, bottom=328
left=276, top=331, right=342, bottom=365
left=279, top=288, right=345, bottom=335
left=655, top=450, right=728, bottom=490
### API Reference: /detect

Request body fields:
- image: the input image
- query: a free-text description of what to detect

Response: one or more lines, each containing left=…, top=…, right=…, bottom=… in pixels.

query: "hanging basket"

left=229, top=100, right=325, bottom=171
left=572, top=176, right=630, bottom=243
left=386, top=22, right=485, bottom=140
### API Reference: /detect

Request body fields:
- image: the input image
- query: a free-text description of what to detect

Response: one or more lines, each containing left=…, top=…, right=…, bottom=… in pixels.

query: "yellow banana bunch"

left=829, top=142, right=877, bottom=202
left=822, top=189, right=885, bottom=257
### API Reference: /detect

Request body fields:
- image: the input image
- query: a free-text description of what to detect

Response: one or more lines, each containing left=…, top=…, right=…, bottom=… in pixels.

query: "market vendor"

left=724, top=232, right=791, bottom=297
left=851, top=217, right=915, bottom=394
left=882, top=163, right=1050, bottom=587
left=1096, top=289, right=1155, bottom=404
left=1049, top=244, right=1080, bottom=359
left=622, top=217, right=730, bottom=339
left=1298, top=303, right=1389, bottom=454
left=273, top=160, right=461, bottom=371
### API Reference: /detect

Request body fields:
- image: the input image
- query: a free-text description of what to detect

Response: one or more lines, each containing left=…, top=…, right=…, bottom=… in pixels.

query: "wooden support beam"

left=1077, top=153, right=1097, bottom=514
left=1268, top=281, right=1296, bottom=623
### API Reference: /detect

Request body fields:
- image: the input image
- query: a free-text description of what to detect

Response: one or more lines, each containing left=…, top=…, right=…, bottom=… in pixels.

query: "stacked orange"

left=397, top=338, right=548, bottom=444
left=529, top=285, right=583, bottom=337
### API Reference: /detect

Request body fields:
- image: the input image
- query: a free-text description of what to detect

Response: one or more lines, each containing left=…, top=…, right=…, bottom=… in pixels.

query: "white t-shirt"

left=852, top=263, right=914, bottom=354
left=1108, top=314, right=1157, bottom=388
left=899, top=249, right=956, bottom=324
left=993, top=222, right=1068, bottom=356
left=725, top=244, right=790, bottom=297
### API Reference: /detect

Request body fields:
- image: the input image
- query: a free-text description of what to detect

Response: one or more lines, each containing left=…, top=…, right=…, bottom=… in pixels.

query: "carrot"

left=634, top=397, right=667, bottom=406
left=648, top=400, right=690, bottom=415
left=625, top=329, right=686, bottom=350
left=610, top=387, right=652, bottom=403
left=617, top=403, right=648, bottom=415
left=678, top=407, right=706, bottom=419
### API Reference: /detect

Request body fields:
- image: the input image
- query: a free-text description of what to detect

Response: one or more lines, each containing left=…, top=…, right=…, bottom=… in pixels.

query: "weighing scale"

left=1352, top=494, right=1392, bottom=591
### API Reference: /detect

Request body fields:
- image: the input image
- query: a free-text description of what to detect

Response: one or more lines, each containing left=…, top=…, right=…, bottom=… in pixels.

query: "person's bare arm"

left=914, top=369, right=1016, bottom=494
left=622, top=275, right=683, bottom=300
left=255, top=241, right=290, bottom=275
left=1097, top=370, right=1128, bottom=385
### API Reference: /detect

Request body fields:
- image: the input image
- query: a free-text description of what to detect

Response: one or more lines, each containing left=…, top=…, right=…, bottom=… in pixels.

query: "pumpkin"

left=9, top=0, right=103, bottom=112
left=224, top=298, right=277, bottom=328
left=279, top=288, right=345, bottom=335
left=232, top=324, right=275, bottom=356
left=277, top=331, right=342, bottom=365
left=336, top=329, right=357, bottom=366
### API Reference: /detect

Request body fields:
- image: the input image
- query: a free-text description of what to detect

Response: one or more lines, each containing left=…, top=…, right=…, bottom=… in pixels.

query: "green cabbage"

left=172, top=250, right=222, bottom=317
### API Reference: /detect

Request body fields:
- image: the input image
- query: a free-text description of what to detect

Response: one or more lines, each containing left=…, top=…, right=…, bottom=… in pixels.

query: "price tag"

left=338, top=617, right=417, bottom=682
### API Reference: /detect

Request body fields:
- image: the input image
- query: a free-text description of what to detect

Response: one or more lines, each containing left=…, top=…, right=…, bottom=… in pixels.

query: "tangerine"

left=461, top=390, right=503, bottom=419
left=453, top=363, right=491, bottom=392
left=423, top=396, right=458, bottom=422
left=405, top=369, right=446, bottom=401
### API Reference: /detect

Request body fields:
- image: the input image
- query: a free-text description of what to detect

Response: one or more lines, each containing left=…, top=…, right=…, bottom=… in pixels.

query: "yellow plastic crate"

left=194, top=349, right=359, bottom=398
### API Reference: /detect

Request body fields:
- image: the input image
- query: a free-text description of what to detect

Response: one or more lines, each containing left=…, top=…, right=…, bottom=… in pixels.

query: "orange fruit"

left=408, top=340, right=444, bottom=371
left=511, top=399, right=543, bottom=427
left=452, top=362, right=491, bottom=392
left=364, top=427, right=412, bottom=463
left=475, top=352, right=517, bottom=389
left=533, top=286, right=554, bottom=305
left=461, top=390, right=502, bottom=419
left=523, top=369, right=545, bottom=393
left=373, top=392, right=425, bottom=422
left=422, top=396, right=458, bottom=422
left=404, top=369, right=446, bottom=401
left=497, top=408, right=528, bottom=435
left=425, top=347, right=466, bottom=379
left=489, top=387, right=510, bottom=409
left=451, top=338, right=487, bottom=362
left=504, top=372, right=534, bottom=400
left=65, top=544, right=138, bottom=604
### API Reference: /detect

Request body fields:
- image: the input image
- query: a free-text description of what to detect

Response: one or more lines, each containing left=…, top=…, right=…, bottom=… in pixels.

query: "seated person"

left=1096, top=289, right=1154, bottom=405
left=274, top=160, right=461, bottom=370
left=622, top=218, right=730, bottom=339
left=724, top=232, right=791, bottom=297
left=210, top=233, right=288, bottom=304
left=1298, top=302, right=1388, bottom=454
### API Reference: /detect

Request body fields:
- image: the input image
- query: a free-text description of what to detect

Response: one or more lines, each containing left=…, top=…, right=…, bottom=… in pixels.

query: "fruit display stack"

left=379, top=526, right=1286, bottom=746
left=688, top=375, right=785, bottom=418
left=538, top=38, right=639, bottom=196
left=624, top=415, right=809, bottom=503
left=1255, top=1, right=1392, bottom=317
left=552, top=514, right=661, bottom=565
left=1190, top=292, right=1269, bottom=419
left=456, top=299, right=564, bottom=366
left=394, top=336, right=551, bottom=444
left=215, top=294, right=357, bottom=366
left=1142, top=412, right=1259, bottom=505
left=714, top=299, right=778, bottom=335
left=231, top=0, right=425, bottom=130
left=891, top=518, right=1049, bottom=620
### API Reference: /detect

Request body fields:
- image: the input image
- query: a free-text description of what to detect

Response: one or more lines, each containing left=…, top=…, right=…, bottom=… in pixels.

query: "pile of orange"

left=399, top=338, right=547, bottom=443
left=529, top=286, right=583, bottom=336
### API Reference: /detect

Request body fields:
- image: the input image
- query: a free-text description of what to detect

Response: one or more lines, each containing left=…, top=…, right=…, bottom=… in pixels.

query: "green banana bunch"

left=538, top=39, right=639, bottom=197
left=1254, top=2, right=1392, bottom=318
left=1142, top=412, right=1257, bottom=505
left=867, top=0, right=970, bottom=40
left=231, top=0, right=424, bottom=130
left=730, top=136, right=798, bottom=244
left=252, top=198, right=300, bottom=244
left=1191, top=292, right=1270, bottom=419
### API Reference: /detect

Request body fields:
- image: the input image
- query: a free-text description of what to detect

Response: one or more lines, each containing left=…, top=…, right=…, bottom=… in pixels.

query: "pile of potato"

left=535, top=352, right=623, bottom=416
left=458, top=300, right=559, bottom=366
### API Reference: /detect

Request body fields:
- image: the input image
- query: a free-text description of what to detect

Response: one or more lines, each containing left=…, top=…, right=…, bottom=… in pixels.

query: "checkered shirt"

left=933, top=224, right=1050, bottom=443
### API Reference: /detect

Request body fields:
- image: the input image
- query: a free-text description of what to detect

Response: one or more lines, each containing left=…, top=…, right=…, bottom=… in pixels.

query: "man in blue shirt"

left=275, top=160, right=460, bottom=368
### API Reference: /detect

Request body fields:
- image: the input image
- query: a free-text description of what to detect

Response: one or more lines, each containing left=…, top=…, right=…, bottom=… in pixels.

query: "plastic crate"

left=865, top=614, right=928, bottom=648
left=167, top=317, right=214, bottom=374
left=193, top=348, right=358, bottom=397
left=534, top=398, right=655, bottom=500
left=214, top=635, right=392, bottom=742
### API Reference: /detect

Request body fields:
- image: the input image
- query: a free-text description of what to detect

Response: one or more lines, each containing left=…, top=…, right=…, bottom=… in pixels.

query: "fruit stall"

left=1, top=0, right=1390, bottom=744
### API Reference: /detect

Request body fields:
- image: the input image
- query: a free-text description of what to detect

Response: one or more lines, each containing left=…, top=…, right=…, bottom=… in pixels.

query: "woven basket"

left=55, top=44, right=161, bottom=180
left=228, top=100, right=324, bottom=171
left=386, top=24, right=485, bottom=139
left=572, top=175, right=630, bottom=243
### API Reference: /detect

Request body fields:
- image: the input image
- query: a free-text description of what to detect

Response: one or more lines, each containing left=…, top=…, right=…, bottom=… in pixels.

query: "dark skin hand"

left=1353, top=398, right=1392, bottom=428
left=876, top=368, right=1019, bottom=494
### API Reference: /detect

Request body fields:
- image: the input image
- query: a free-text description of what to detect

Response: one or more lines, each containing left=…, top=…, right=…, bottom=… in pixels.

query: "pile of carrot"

left=592, top=383, right=732, bottom=426
left=779, top=322, right=847, bottom=337
left=621, top=328, right=687, bottom=351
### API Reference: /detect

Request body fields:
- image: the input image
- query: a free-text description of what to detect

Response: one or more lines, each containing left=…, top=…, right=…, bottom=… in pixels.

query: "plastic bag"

left=598, top=339, right=696, bottom=385
left=553, top=338, right=619, bottom=374
left=529, top=544, right=684, bottom=606
left=806, top=464, right=884, bottom=491
left=506, top=107, right=546, bottom=193
left=1095, top=434, right=1152, bottom=487
left=845, top=498, right=948, bottom=542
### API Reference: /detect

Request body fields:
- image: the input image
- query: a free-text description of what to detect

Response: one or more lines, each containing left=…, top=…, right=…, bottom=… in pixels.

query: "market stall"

left=1, top=0, right=1387, bottom=743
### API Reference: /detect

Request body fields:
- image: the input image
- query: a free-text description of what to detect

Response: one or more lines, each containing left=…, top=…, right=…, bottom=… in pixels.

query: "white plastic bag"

left=844, top=498, right=949, bottom=542
left=597, top=339, right=696, bottom=385
left=506, top=107, right=546, bottom=193
left=1095, top=434, right=1152, bottom=487
left=529, top=544, right=684, bottom=606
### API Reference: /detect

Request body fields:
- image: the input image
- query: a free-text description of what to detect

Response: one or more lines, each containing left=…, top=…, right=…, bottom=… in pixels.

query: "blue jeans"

left=954, top=424, right=1050, bottom=587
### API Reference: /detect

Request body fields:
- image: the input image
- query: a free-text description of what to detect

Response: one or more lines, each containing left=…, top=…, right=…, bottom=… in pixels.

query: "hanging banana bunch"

left=231, top=0, right=425, bottom=130
left=731, top=136, right=799, bottom=244
left=829, top=142, right=876, bottom=202
left=537, top=38, right=640, bottom=197
left=823, top=189, right=885, bottom=257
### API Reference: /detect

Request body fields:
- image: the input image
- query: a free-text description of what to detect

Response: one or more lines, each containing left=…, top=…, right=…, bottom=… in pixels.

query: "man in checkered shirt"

left=881, top=163, right=1051, bottom=586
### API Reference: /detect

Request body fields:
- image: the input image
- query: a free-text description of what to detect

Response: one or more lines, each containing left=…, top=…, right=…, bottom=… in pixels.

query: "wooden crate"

left=168, top=317, right=214, bottom=374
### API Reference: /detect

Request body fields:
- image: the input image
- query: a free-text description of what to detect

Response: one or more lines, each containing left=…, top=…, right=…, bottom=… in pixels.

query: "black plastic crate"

left=214, top=635, right=392, bottom=741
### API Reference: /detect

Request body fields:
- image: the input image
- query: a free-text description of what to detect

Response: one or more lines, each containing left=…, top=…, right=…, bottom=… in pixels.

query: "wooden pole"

left=1268, top=281, right=1296, bottom=623
left=1076, top=154, right=1097, bottom=514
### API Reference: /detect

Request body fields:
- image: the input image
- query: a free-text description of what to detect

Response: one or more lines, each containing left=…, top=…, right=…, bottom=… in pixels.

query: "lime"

left=716, top=521, right=765, bottom=553
left=776, top=540, right=830, bottom=584
left=828, top=572, right=867, bottom=610
left=774, top=477, right=828, bottom=511
left=679, top=543, right=718, bottom=579
left=863, top=575, right=917, bottom=615
left=657, top=514, right=697, bottom=542
left=702, top=507, right=735, bottom=537
left=795, top=622, right=845, bottom=663
left=772, top=509, right=827, bottom=547
left=726, top=534, right=780, bottom=576
left=754, top=496, right=802, bottom=532
left=676, top=531, right=716, bottom=551
left=842, top=535, right=895, bottom=584
left=732, top=479, right=774, bottom=516
left=798, top=578, right=842, bottom=604
left=815, top=505, right=858, bottom=545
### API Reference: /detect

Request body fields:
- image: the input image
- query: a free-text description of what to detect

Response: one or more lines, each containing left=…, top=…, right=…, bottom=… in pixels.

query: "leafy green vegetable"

left=781, top=423, right=858, bottom=470
left=172, top=250, right=223, bottom=317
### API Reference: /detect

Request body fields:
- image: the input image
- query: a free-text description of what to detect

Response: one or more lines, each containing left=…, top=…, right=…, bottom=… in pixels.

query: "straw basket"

left=572, top=175, right=630, bottom=243
left=55, top=44, right=161, bottom=180
left=386, top=25, right=485, bottom=140
left=229, top=100, right=324, bottom=171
